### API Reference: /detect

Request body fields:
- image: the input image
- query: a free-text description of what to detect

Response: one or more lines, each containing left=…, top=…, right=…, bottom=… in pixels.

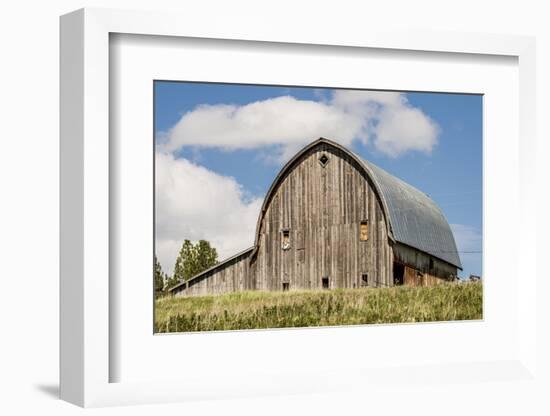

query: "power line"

left=425, top=189, right=482, bottom=198
left=427, top=250, right=481, bottom=253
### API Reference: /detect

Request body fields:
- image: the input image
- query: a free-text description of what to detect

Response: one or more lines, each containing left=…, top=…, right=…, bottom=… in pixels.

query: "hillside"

left=155, top=282, right=482, bottom=333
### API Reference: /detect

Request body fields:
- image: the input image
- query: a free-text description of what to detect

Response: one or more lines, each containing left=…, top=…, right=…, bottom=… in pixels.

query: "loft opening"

left=318, top=153, right=329, bottom=167
left=360, top=219, right=369, bottom=241
left=282, top=229, right=291, bottom=250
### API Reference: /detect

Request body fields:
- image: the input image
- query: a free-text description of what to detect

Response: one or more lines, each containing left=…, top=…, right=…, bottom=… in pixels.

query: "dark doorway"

left=322, top=276, right=329, bottom=289
left=282, top=282, right=289, bottom=291
left=393, top=262, right=404, bottom=285
left=361, top=273, right=369, bottom=287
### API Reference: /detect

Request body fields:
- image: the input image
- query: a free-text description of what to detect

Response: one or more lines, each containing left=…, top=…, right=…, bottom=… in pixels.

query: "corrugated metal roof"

left=363, top=159, right=462, bottom=269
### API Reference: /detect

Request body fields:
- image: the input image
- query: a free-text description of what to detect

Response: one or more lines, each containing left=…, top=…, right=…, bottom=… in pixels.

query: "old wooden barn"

left=170, top=137, right=462, bottom=297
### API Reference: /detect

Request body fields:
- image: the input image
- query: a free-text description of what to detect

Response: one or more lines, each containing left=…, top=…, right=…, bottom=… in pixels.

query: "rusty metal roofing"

left=363, top=159, right=462, bottom=269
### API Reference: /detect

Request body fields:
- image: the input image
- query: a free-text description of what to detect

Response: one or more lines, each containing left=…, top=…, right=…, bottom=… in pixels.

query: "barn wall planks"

left=252, top=143, right=393, bottom=291
left=172, top=250, right=252, bottom=297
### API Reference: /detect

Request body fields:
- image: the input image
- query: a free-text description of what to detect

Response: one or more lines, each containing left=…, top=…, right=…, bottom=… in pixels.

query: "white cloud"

left=331, top=90, right=440, bottom=157
left=374, top=104, right=439, bottom=157
left=162, top=90, right=440, bottom=160
left=164, top=96, right=361, bottom=158
left=155, top=151, right=263, bottom=275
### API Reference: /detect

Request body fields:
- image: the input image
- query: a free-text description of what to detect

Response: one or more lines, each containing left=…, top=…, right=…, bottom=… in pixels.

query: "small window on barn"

left=322, top=276, right=329, bottom=289
left=361, top=273, right=369, bottom=287
left=318, top=153, right=329, bottom=167
left=360, top=220, right=369, bottom=241
left=282, top=229, right=291, bottom=250
left=282, top=282, right=289, bottom=291
left=429, top=258, right=434, bottom=271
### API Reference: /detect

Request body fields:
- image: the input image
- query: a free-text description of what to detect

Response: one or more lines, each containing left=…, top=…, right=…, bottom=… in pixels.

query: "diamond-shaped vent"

left=319, top=154, right=329, bottom=167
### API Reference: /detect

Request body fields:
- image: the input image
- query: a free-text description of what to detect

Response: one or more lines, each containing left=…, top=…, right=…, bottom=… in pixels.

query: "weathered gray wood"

left=252, top=144, right=392, bottom=292
left=173, top=250, right=252, bottom=297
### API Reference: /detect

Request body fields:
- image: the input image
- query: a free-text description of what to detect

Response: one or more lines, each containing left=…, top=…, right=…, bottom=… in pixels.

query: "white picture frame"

left=60, top=8, right=538, bottom=408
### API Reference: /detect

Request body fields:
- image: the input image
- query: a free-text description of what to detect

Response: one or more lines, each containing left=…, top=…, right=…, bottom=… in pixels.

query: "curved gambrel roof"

left=362, top=159, right=462, bottom=269
left=251, top=137, right=462, bottom=269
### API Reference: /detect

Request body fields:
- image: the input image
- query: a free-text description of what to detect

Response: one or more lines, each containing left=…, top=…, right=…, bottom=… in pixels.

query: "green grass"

left=154, top=282, right=482, bottom=333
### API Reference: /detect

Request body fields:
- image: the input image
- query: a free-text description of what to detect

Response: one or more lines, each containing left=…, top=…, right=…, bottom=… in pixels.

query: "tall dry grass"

left=155, top=282, right=482, bottom=333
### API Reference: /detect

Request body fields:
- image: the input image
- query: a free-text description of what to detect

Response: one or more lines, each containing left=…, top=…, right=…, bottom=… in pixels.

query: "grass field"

left=154, top=282, right=482, bottom=333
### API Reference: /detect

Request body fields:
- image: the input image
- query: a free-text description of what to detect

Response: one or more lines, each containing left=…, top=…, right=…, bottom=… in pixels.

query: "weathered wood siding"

left=173, top=250, right=253, bottom=297
left=394, top=242, right=457, bottom=285
left=251, top=143, right=393, bottom=291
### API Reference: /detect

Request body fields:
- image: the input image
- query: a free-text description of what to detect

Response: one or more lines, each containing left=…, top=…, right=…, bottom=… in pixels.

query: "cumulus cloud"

left=155, top=151, right=263, bottom=275
left=163, top=96, right=361, bottom=158
left=373, top=101, right=440, bottom=157
left=162, top=90, right=440, bottom=160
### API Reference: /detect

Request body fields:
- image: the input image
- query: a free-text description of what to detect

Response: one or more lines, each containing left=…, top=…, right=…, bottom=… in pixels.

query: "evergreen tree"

left=154, top=255, right=166, bottom=297
left=172, top=239, right=218, bottom=284
left=195, top=240, right=218, bottom=274
left=173, top=239, right=195, bottom=284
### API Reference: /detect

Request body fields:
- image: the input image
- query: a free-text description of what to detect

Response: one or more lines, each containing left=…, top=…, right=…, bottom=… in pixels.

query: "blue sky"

left=154, top=81, right=482, bottom=280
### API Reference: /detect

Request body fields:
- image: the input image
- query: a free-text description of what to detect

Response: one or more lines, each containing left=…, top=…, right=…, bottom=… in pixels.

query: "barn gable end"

left=251, top=140, right=393, bottom=291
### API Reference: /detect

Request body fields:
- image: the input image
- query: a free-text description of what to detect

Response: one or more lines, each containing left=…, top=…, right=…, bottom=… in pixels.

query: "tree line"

left=155, top=239, right=218, bottom=298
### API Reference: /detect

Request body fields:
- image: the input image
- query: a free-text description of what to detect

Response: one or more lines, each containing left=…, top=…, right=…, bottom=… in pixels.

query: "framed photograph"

left=60, top=8, right=538, bottom=408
